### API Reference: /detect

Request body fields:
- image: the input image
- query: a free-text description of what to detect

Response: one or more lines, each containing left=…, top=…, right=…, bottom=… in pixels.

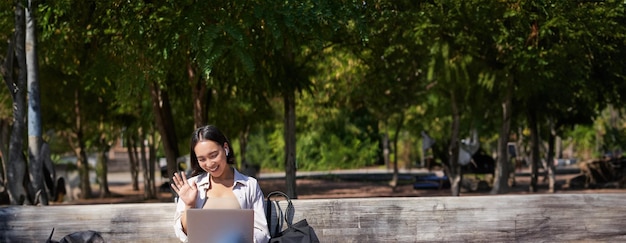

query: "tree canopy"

left=1, top=0, right=625, bottom=202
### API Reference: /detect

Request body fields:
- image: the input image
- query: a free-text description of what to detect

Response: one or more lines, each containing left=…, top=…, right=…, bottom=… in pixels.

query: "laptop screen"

left=185, top=209, right=254, bottom=243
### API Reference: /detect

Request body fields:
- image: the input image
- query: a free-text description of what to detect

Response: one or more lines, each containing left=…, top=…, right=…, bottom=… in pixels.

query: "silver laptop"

left=186, top=209, right=254, bottom=243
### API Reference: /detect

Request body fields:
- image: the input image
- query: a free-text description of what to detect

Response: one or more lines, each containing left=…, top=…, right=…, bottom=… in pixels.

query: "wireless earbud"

left=225, top=148, right=229, bottom=156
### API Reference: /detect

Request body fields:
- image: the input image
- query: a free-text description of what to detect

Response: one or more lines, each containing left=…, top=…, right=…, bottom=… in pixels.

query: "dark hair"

left=189, top=125, right=235, bottom=177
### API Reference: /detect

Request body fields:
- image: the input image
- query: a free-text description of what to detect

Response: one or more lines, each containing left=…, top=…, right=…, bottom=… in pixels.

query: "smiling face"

left=189, top=125, right=235, bottom=177
left=194, top=140, right=230, bottom=178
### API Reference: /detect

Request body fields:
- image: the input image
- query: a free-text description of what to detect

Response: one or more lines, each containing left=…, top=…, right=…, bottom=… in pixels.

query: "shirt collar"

left=232, top=168, right=248, bottom=186
left=196, top=167, right=247, bottom=189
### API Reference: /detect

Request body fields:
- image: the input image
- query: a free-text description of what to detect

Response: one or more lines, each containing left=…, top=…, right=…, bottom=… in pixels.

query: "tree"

left=496, top=0, right=626, bottom=193
left=426, top=41, right=477, bottom=196
left=2, top=1, right=29, bottom=204
left=357, top=0, right=431, bottom=190
left=0, top=0, right=14, bottom=203
left=103, top=1, right=191, bottom=189
left=421, top=0, right=506, bottom=195
left=295, top=48, right=380, bottom=171
left=25, top=0, right=47, bottom=205
left=230, top=0, right=365, bottom=198
left=38, top=0, right=126, bottom=199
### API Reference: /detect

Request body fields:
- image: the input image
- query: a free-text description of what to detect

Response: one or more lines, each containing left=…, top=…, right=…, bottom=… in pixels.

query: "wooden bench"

left=1, top=193, right=625, bottom=242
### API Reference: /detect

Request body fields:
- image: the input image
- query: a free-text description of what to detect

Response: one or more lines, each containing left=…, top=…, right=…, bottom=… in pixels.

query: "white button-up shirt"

left=173, top=168, right=270, bottom=243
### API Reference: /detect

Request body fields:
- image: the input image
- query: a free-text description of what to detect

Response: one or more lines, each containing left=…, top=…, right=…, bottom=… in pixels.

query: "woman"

left=171, top=125, right=270, bottom=243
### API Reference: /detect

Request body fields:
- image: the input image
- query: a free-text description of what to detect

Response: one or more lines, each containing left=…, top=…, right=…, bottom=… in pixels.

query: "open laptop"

left=186, top=208, right=254, bottom=243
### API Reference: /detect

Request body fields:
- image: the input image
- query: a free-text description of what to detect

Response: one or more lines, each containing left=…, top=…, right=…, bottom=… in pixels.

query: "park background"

left=0, top=0, right=625, bottom=205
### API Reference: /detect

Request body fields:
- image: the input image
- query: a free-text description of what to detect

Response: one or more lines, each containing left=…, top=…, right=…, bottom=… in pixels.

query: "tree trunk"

left=68, top=132, right=91, bottom=200
left=491, top=79, right=513, bottom=194
left=1, top=41, right=12, bottom=202
left=140, top=129, right=156, bottom=199
left=283, top=90, right=297, bottom=199
left=389, top=114, right=404, bottom=191
left=1, top=43, right=11, bottom=186
left=448, top=90, right=462, bottom=196
left=148, top=131, right=157, bottom=197
left=6, top=3, right=29, bottom=205
left=447, top=143, right=462, bottom=197
left=40, top=142, right=57, bottom=201
left=239, top=124, right=255, bottom=177
left=189, top=60, right=208, bottom=129
left=77, top=142, right=90, bottom=199
left=515, top=127, right=526, bottom=173
left=0, top=119, right=10, bottom=187
left=546, top=121, right=557, bottom=193
left=96, top=142, right=111, bottom=198
left=238, top=125, right=250, bottom=168
left=528, top=107, right=540, bottom=192
left=382, top=131, right=390, bottom=170
left=26, top=0, right=46, bottom=205
left=150, top=81, right=179, bottom=184
left=127, top=133, right=139, bottom=191
left=72, top=88, right=91, bottom=199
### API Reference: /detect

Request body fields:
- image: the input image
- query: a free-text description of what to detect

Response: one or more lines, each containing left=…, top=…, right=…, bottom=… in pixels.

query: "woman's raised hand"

left=170, top=171, right=198, bottom=207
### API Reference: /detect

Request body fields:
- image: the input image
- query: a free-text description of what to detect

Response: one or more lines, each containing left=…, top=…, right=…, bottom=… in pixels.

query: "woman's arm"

left=251, top=181, right=271, bottom=243
left=172, top=174, right=201, bottom=242
left=173, top=198, right=190, bottom=242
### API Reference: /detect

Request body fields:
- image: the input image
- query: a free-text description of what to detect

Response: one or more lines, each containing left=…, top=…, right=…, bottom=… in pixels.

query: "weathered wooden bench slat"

left=1, top=193, right=625, bottom=242
left=0, top=203, right=177, bottom=242
left=286, top=194, right=626, bottom=242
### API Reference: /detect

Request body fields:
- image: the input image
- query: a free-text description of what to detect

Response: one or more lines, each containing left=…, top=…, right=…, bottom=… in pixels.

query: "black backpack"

left=46, top=228, right=105, bottom=243
left=265, top=191, right=320, bottom=243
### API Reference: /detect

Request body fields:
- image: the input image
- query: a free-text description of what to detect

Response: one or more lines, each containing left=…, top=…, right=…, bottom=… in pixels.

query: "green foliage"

left=297, top=130, right=379, bottom=171
left=246, top=124, right=285, bottom=171
left=567, top=124, right=599, bottom=160
left=602, top=125, right=626, bottom=156
left=246, top=114, right=379, bottom=172
left=2, top=0, right=625, bottom=174
left=0, top=3, right=15, bottom=119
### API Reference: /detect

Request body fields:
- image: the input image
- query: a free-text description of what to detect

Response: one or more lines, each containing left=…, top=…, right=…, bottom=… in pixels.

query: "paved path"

left=257, top=167, right=437, bottom=179
left=107, top=165, right=580, bottom=184
left=106, top=167, right=434, bottom=184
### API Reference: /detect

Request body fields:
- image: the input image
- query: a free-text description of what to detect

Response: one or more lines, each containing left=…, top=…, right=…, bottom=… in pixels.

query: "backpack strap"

left=266, top=191, right=294, bottom=237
